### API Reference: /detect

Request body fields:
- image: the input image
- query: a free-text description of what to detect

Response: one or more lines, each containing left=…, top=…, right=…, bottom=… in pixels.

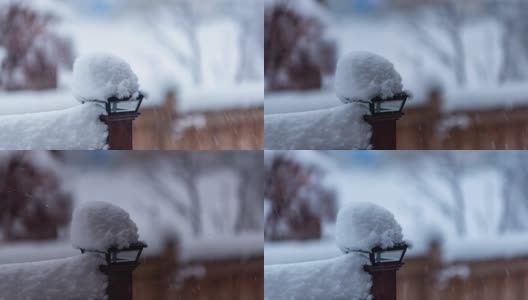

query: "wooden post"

left=100, top=262, right=140, bottom=300
left=100, top=112, right=140, bottom=150
left=364, top=262, right=403, bottom=300
left=364, top=112, right=404, bottom=150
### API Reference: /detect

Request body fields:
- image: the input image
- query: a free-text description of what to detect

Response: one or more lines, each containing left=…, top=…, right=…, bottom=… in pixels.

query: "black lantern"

left=83, top=92, right=144, bottom=115
left=80, top=241, right=147, bottom=265
left=345, top=92, right=408, bottom=115
left=368, top=92, right=408, bottom=114
left=346, top=242, right=408, bottom=266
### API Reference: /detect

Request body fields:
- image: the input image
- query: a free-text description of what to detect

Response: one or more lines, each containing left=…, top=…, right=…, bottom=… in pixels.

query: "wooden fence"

left=133, top=93, right=263, bottom=150
left=134, top=242, right=263, bottom=300
left=398, top=91, right=528, bottom=149
left=398, top=242, right=528, bottom=300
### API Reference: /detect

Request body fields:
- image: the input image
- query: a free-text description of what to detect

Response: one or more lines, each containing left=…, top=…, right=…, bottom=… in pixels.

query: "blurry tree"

left=264, top=0, right=336, bottom=91
left=231, top=0, right=264, bottom=82
left=0, top=152, right=72, bottom=241
left=486, top=0, right=528, bottom=83
left=127, top=151, right=263, bottom=236
left=264, top=152, right=337, bottom=241
left=0, top=3, right=73, bottom=91
left=488, top=152, right=528, bottom=233
left=408, top=152, right=468, bottom=236
left=137, top=0, right=206, bottom=85
left=409, top=0, right=467, bottom=86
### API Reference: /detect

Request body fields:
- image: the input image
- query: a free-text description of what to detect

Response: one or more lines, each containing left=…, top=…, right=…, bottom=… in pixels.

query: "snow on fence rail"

left=0, top=104, right=108, bottom=150
left=264, top=52, right=409, bottom=150
left=265, top=203, right=408, bottom=300
left=0, top=201, right=146, bottom=300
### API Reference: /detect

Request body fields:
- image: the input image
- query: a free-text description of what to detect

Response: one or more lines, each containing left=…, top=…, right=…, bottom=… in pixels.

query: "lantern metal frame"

left=345, top=242, right=408, bottom=266
left=82, top=92, right=144, bottom=115
left=349, top=92, right=409, bottom=115
left=80, top=241, right=148, bottom=265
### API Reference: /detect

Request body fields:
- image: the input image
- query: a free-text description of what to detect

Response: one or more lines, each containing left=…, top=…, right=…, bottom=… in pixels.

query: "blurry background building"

left=0, top=151, right=263, bottom=299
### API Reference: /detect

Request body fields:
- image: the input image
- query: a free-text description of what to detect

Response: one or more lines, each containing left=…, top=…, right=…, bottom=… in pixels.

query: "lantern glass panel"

left=372, top=249, right=405, bottom=264
left=110, top=249, right=141, bottom=263
left=108, top=99, right=141, bottom=113
left=371, top=99, right=405, bottom=114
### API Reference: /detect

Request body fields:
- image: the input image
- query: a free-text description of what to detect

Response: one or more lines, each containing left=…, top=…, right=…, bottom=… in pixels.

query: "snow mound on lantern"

left=335, top=51, right=403, bottom=103
left=264, top=254, right=372, bottom=300
left=0, top=254, right=107, bottom=300
left=72, top=53, right=139, bottom=102
left=336, top=202, right=403, bottom=252
left=71, top=201, right=139, bottom=251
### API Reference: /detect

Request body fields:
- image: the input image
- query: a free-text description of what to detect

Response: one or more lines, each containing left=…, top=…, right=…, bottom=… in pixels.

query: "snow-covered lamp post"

left=72, top=53, right=144, bottom=150
left=72, top=201, right=147, bottom=300
left=337, top=203, right=408, bottom=300
left=335, top=52, right=410, bottom=150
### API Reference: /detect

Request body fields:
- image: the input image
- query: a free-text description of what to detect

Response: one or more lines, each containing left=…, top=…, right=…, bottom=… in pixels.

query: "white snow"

left=264, top=104, right=371, bottom=150
left=0, top=254, right=107, bottom=300
left=336, top=203, right=404, bottom=252
left=0, top=241, right=78, bottom=265
left=264, top=254, right=372, bottom=300
left=443, top=233, right=528, bottom=262
left=264, top=90, right=341, bottom=115
left=72, top=53, right=139, bottom=102
left=179, top=82, right=264, bottom=113
left=0, top=104, right=107, bottom=150
left=181, top=232, right=263, bottom=262
left=0, top=89, right=77, bottom=116
left=71, top=201, right=139, bottom=252
left=265, top=239, right=342, bottom=265
left=443, top=82, right=528, bottom=112
left=335, top=51, right=403, bottom=103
